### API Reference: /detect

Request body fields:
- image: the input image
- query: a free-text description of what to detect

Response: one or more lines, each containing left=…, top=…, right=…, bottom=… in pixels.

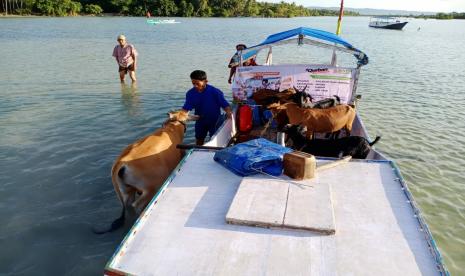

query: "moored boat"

left=146, top=19, right=180, bottom=25
left=104, top=26, right=448, bottom=275
left=369, top=16, right=408, bottom=30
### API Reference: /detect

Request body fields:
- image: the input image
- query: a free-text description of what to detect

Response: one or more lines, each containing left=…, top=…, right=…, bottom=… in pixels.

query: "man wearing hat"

left=112, top=34, right=138, bottom=83
left=227, top=43, right=257, bottom=84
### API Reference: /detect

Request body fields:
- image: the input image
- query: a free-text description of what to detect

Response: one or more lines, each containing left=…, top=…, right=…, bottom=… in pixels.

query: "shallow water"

left=1, top=17, right=464, bottom=275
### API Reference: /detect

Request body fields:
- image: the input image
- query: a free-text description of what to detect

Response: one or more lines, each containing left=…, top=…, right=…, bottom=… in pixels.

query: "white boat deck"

left=106, top=150, right=442, bottom=275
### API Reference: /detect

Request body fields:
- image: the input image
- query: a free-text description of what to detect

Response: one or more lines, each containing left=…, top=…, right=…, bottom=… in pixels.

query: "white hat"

left=117, top=34, right=126, bottom=41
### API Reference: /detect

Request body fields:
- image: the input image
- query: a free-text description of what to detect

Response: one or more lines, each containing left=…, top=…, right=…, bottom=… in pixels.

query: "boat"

left=103, top=27, right=448, bottom=275
left=369, top=16, right=408, bottom=30
left=146, top=19, right=180, bottom=25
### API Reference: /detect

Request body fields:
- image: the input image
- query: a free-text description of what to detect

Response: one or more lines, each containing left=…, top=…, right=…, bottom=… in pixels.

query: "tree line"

left=0, top=0, right=360, bottom=17
left=416, top=12, right=465, bottom=20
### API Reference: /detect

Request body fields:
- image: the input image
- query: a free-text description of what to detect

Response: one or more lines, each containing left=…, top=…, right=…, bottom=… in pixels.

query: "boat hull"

left=369, top=22, right=408, bottom=30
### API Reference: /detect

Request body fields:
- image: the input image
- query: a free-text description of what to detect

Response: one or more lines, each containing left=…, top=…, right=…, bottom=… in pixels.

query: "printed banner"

left=232, top=64, right=355, bottom=104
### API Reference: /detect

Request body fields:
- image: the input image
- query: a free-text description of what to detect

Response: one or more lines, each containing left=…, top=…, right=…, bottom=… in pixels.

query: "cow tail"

left=92, top=207, right=125, bottom=234
left=92, top=165, right=127, bottom=235
left=369, top=136, right=381, bottom=146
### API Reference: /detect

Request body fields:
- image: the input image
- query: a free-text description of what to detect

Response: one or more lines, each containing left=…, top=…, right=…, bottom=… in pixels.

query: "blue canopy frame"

left=239, top=27, right=369, bottom=66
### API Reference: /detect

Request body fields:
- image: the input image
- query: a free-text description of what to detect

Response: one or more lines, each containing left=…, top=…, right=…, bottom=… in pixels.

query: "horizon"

left=260, top=0, right=465, bottom=13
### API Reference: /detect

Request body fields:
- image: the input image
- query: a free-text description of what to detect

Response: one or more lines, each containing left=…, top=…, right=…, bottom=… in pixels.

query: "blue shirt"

left=183, top=84, right=230, bottom=125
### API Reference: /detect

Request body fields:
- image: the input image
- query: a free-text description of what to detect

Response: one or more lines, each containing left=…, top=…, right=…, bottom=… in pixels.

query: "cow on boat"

left=283, top=124, right=381, bottom=159
left=93, top=110, right=198, bottom=234
left=252, top=88, right=296, bottom=106
left=268, top=102, right=356, bottom=139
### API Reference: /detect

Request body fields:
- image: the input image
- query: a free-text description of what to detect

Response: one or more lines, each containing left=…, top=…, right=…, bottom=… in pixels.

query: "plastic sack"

left=213, top=138, right=292, bottom=176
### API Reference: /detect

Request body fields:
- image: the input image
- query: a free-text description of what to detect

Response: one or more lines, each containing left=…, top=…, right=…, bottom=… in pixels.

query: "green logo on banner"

left=310, top=75, right=351, bottom=80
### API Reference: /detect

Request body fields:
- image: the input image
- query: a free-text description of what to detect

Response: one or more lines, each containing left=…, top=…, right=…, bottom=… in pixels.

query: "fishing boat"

left=369, top=16, right=408, bottom=30
left=146, top=19, right=180, bottom=25
left=103, top=26, right=448, bottom=275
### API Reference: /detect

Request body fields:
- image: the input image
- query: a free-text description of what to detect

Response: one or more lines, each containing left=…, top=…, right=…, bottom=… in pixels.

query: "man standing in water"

left=112, top=34, right=138, bottom=83
left=182, top=70, right=232, bottom=145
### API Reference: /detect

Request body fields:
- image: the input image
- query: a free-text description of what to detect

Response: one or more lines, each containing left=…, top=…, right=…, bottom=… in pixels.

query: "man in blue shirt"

left=182, top=70, right=233, bottom=145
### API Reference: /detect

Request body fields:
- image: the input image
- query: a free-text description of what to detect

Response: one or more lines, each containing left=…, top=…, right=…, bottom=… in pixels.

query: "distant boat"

left=369, top=17, right=408, bottom=30
left=146, top=19, right=180, bottom=25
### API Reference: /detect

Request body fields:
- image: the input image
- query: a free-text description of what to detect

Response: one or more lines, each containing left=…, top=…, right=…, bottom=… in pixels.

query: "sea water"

left=1, top=16, right=464, bottom=274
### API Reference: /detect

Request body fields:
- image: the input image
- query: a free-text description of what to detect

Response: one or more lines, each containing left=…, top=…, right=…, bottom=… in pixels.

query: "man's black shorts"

left=118, top=63, right=135, bottom=74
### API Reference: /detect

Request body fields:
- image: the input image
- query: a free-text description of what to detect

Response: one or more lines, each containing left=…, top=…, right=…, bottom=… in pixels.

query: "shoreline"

left=0, top=13, right=361, bottom=19
left=2, top=13, right=462, bottom=20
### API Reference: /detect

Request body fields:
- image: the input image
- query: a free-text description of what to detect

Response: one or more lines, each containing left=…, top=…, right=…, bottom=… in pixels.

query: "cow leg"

left=330, top=130, right=341, bottom=140
left=120, top=184, right=137, bottom=208
left=132, top=190, right=154, bottom=214
left=345, top=127, right=351, bottom=137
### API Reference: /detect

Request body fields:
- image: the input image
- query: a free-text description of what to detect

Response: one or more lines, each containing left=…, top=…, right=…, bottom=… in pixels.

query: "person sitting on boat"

left=112, top=34, right=138, bottom=84
left=182, top=70, right=233, bottom=145
left=227, top=44, right=257, bottom=84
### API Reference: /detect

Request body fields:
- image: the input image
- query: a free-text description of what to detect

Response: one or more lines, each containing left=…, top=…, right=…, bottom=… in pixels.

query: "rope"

left=259, top=118, right=272, bottom=137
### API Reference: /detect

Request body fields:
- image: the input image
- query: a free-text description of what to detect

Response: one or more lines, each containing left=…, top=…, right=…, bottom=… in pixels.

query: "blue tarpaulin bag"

left=213, top=138, right=292, bottom=176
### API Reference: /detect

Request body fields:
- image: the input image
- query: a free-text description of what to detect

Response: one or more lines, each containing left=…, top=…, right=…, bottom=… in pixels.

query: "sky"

left=262, top=0, right=465, bottom=13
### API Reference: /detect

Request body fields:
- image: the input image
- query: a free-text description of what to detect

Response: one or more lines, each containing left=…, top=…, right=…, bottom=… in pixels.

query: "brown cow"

left=252, top=88, right=296, bottom=106
left=268, top=102, right=356, bottom=139
left=93, top=110, right=198, bottom=234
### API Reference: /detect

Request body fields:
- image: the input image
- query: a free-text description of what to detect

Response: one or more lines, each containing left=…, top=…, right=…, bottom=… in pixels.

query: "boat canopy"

left=240, top=27, right=369, bottom=66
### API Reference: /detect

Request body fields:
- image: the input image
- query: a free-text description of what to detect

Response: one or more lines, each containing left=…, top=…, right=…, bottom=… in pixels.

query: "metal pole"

left=331, top=0, right=344, bottom=66
left=336, top=0, right=344, bottom=36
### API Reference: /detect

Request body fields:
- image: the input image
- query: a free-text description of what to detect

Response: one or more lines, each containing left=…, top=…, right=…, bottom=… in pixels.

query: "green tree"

left=436, top=12, right=452, bottom=19
left=67, top=0, right=81, bottom=15
left=34, top=0, right=81, bottom=16
left=110, top=0, right=133, bottom=15
left=0, top=0, right=362, bottom=17
left=244, top=0, right=259, bottom=17
left=154, top=0, right=177, bottom=16
left=34, top=0, right=54, bottom=15
left=196, top=0, right=211, bottom=17
left=84, top=3, right=102, bottom=15
left=178, top=0, right=194, bottom=17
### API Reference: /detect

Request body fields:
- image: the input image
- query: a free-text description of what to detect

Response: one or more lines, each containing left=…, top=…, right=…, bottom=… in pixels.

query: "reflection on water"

left=120, top=83, right=141, bottom=117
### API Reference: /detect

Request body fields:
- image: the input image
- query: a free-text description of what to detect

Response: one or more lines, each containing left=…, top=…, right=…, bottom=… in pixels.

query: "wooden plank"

left=284, top=180, right=336, bottom=235
left=227, top=175, right=335, bottom=235
left=226, top=176, right=288, bottom=227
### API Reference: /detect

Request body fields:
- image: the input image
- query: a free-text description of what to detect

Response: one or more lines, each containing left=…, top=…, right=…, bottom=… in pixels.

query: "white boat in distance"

left=369, top=16, right=408, bottom=30
left=146, top=19, right=180, bottom=25
left=104, top=27, right=448, bottom=275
